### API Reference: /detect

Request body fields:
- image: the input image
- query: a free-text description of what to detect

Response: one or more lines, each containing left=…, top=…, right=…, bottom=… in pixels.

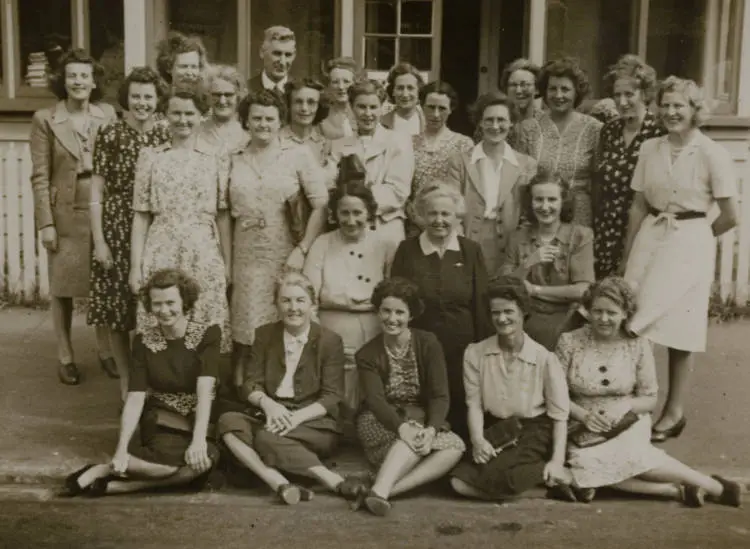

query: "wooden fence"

left=2, top=139, right=750, bottom=305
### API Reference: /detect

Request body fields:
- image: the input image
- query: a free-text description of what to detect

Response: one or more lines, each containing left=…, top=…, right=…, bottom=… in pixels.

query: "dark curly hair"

left=582, top=277, right=638, bottom=337
left=521, top=172, right=575, bottom=226
left=603, top=54, right=658, bottom=104
left=238, top=89, right=287, bottom=130
left=118, top=66, right=169, bottom=112
left=165, top=83, right=211, bottom=115
left=371, top=277, right=425, bottom=319
left=140, top=268, right=201, bottom=314
left=499, top=58, right=541, bottom=95
left=538, top=57, right=590, bottom=108
left=284, top=78, right=329, bottom=126
left=385, top=62, right=426, bottom=103
left=328, top=180, right=378, bottom=225
left=419, top=80, right=460, bottom=111
left=471, top=91, right=512, bottom=126
left=348, top=79, right=388, bottom=105
left=487, top=275, right=531, bottom=317
left=48, top=49, right=105, bottom=102
left=155, top=32, right=207, bottom=84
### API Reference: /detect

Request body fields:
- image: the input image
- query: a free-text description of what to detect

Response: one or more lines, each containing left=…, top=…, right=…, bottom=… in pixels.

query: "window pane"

left=365, top=0, right=397, bottom=34
left=546, top=0, right=634, bottom=99
left=18, top=0, right=72, bottom=89
left=399, top=38, right=432, bottom=70
left=401, top=0, right=433, bottom=34
left=89, top=0, right=125, bottom=108
left=250, top=0, right=336, bottom=78
left=169, top=0, right=238, bottom=65
left=364, top=37, right=396, bottom=71
left=711, top=0, right=741, bottom=110
left=646, top=0, right=705, bottom=84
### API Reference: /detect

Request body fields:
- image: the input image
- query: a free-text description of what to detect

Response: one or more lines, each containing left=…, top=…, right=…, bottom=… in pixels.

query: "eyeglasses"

left=508, top=82, right=535, bottom=90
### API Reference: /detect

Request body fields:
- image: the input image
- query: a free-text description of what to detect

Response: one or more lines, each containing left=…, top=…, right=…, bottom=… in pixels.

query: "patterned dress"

left=357, top=336, right=465, bottom=466
left=132, top=142, right=231, bottom=352
left=555, top=326, right=668, bottom=488
left=407, top=130, right=473, bottom=236
left=229, top=143, right=328, bottom=345
left=510, top=112, right=602, bottom=227
left=593, top=113, right=665, bottom=279
left=87, top=120, right=170, bottom=331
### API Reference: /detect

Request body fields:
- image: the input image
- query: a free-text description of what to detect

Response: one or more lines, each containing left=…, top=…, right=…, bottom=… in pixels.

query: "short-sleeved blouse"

left=631, top=132, right=737, bottom=212
left=462, top=333, right=570, bottom=421
left=129, top=322, right=221, bottom=393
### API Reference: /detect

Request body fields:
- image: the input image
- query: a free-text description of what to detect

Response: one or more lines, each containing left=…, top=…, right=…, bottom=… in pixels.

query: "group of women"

left=31, top=31, right=741, bottom=513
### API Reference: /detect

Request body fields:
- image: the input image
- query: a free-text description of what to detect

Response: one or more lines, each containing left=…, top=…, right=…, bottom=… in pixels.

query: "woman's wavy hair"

left=155, top=32, right=207, bottom=84
left=486, top=275, right=531, bottom=318
left=385, top=62, right=426, bottom=103
left=656, top=75, right=710, bottom=128
left=165, top=83, right=211, bottom=115
left=371, top=277, right=425, bottom=319
left=118, top=66, right=169, bottom=112
left=538, top=56, right=591, bottom=108
left=48, top=48, right=105, bottom=102
left=140, top=268, right=201, bottom=314
left=582, top=276, right=638, bottom=337
left=521, top=171, right=575, bottom=226
left=470, top=91, right=513, bottom=126
left=273, top=271, right=317, bottom=305
left=603, top=54, right=658, bottom=104
left=328, top=180, right=379, bottom=225
left=348, top=79, right=388, bottom=105
left=284, top=78, right=329, bottom=125
left=419, top=80, right=461, bottom=111
left=237, top=89, right=287, bottom=130
left=499, top=58, right=541, bottom=95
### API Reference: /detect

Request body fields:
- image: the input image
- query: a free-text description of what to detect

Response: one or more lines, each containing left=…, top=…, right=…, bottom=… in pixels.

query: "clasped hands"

left=398, top=421, right=435, bottom=457
left=262, top=398, right=301, bottom=437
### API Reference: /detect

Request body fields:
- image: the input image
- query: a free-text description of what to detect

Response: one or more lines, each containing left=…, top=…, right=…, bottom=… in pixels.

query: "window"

left=249, top=0, right=336, bottom=79
left=705, top=0, right=743, bottom=114
left=358, top=0, right=441, bottom=79
left=89, top=0, right=125, bottom=108
left=168, top=0, right=239, bottom=66
left=645, top=0, right=705, bottom=85
left=16, top=0, right=73, bottom=96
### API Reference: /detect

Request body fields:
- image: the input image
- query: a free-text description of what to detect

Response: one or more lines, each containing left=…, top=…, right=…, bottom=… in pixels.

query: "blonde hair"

left=273, top=271, right=317, bottom=305
left=414, top=181, right=466, bottom=226
left=657, top=76, right=710, bottom=127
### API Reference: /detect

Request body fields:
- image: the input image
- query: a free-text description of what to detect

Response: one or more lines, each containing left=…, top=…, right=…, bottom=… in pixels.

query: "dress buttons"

left=350, top=251, right=355, bottom=256
left=358, top=253, right=363, bottom=258
left=365, top=278, right=371, bottom=283
left=357, top=275, right=363, bottom=280
left=601, top=379, right=610, bottom=387
left=598, top=366, right=607, bottom=373
left=598, top=410, right=606, bottom=415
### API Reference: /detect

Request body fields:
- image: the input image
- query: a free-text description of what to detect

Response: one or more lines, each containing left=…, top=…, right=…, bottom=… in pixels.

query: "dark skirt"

left=525, top=305, right=587, bottom=351
left=451, top=414, right=553, bottom=498
left=130, top=406, right=219, bottom=467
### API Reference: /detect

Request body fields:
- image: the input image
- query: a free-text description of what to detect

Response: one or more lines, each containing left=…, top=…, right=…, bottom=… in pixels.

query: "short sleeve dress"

left=128, top=321, right=222, bottom=467
left=87, top=119, right=170, bottom=331
left=229, top=142, right=328, bottom=345
left=132, top=143, right=231, bottom=352
left=555, top=326, right=668, bottom=488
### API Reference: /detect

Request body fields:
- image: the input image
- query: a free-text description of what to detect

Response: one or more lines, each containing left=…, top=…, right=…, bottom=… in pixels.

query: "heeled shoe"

left=681, top=485, right=706, bottom=508
left=58, top=362, right=82, bottom=386
left=651, top=417, right=687, bottom=443
left=61, top=464, right=95, bottom=497
left=573, top=487, right=597, bottom=503
left=276, top=483, right=301, bottom=505
left=710, top=475, right=742, bottom=507
left=546, top=484, right=578, bottom=502
left=99, top=357, right=120, bottom=379
left=336, top=475, right=370, bottom=510
left=364, top=490, right=392, bottom=517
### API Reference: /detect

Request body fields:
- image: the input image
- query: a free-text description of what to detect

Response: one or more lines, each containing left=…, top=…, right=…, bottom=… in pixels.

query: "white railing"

left=1, top=140, right=749, bottom=305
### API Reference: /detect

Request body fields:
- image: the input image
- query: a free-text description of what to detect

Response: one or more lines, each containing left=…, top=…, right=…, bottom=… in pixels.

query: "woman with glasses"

left=198, top=65, right=248, bottom=155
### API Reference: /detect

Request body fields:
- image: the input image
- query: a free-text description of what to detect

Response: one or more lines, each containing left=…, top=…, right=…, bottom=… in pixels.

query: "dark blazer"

left=241, top=321, right=345, bottom=430
left=246, top=72, right=290, bottom=99
left=356, top=329, right=451, bottom=433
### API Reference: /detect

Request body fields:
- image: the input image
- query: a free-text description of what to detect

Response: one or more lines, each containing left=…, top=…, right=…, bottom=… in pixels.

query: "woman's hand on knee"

left=111, top=450, right=130, bottom=475
left=185, top=440, right=212, bottom=473
left=267, top=411, right=302, bottom=437
left=262, top=399, right=294, bottom=432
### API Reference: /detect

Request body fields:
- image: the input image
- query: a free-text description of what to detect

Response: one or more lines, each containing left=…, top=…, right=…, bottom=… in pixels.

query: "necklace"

left=385, top=331, right=412, bottom=360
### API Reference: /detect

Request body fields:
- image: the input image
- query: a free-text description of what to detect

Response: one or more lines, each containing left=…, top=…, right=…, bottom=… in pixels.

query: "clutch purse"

left=483, top=417, right=523, bottom=451
left=153, top=407, right=194, bottom=433
left=570, top=411, right=640, bottom=448
left=285, top=190, right=312, bottom=245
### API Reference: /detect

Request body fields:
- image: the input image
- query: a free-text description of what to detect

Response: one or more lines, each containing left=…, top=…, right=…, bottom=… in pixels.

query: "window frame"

left=354, top=0, right=442, bottom=82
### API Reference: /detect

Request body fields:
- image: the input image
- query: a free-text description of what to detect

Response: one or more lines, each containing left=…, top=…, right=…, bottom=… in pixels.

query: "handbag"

left=285, top=190, right=312, bottom=245
left=570, top=410, right=640, bottom=448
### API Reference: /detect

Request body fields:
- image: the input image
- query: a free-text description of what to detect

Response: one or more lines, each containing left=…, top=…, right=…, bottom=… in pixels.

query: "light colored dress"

left=303, top=228, right=396, bottom=412
left=510, top=111, right=602, bottom=226
left=197, top=119, right=249, bottom=156
left=229, top=142, right=328, bottom=345
left=555, top=326, right=669, bottom=488
left=132, top=142, right=231, bottom=352
left=624, top=133, right=736, bottom=352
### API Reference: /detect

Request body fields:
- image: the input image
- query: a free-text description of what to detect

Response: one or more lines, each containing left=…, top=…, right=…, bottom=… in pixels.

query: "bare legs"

left=51, top=297, right=74, bottom=364
left=109, top=330, right=131, bottom=400
left=653, top=348, right=693, bottom=431
left=610, top=455, right=723, bottom=500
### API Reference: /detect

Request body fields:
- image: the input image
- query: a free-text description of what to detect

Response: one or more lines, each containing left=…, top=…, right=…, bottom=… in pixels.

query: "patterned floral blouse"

left=385, top=337, right=421, bottom=405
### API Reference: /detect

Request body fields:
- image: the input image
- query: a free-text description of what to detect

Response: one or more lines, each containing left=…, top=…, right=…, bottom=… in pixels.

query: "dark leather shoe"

left=681, top=485, right=706, bottom=508
left=85, top=475, right=118, bottom=498
left=547, top=484, right=578, bottom=502
left=573, top=487, right=597, bottom=503
left=60, top=464, right=95, bottom=497
left=711, top=475, right=742, bottom=507
left=99, top=357, right=119, bottom=379
left=58, top=362, right=81, bottom=385
left=651, top=417, right=686, bottom=443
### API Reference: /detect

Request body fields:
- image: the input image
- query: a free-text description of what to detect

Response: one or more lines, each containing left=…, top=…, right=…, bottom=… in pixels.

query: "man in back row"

left=247, top=25, right=296, bottom=95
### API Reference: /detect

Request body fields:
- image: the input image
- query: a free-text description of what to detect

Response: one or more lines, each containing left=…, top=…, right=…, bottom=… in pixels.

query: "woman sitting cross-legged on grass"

left=354, top=277, right=466, bottom=516
left=217, top=271, right=368, bottom=505
left=61, top=269, right=221, bottom=497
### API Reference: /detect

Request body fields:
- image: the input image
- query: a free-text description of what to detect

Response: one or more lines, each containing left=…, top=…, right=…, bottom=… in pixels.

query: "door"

left=477, top=0, right=527, bottom=94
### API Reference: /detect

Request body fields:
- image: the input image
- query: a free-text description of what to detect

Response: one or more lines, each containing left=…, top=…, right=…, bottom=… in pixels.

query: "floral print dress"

left=132, top=142, right=231, bottom=352
left=87, top=120, right=170, bottom=331
left=593, top=113, right=665, bottom=278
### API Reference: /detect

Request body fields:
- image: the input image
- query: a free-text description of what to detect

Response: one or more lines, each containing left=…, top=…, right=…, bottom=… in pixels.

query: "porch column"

left=340, top=0, right=355, bottom=57
left=528, top=0, right=546, bottom=65
left=124, top=0, right=149, bottom=73
left=737, top=0, right=750, bottom=117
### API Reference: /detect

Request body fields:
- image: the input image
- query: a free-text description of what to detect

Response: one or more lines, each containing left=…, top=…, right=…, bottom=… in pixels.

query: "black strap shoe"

left=58, top=362, right=82, bottom=385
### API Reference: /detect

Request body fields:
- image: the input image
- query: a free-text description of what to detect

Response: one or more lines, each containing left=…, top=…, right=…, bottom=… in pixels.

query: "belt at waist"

left=76, top=171, right=93, bottom=180
left=647, top=205, right=706, bottom=220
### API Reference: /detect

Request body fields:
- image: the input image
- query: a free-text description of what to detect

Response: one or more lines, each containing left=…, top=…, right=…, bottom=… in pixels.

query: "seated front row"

left=60, top=270, right=741, bottom=511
